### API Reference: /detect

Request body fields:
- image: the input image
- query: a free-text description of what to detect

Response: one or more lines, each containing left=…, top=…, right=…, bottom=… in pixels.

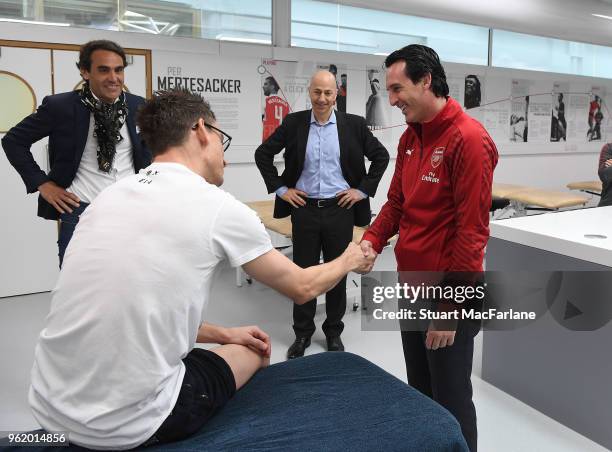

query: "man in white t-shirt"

left=28, top=89, right=372, bottom=450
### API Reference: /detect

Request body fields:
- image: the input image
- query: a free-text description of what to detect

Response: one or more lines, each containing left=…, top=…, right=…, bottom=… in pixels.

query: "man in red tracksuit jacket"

left=360, top=45, right=498, bottom=452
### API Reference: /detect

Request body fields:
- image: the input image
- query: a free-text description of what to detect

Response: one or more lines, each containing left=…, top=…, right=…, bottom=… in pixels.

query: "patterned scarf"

left=79, top=82, right=128, bottom=173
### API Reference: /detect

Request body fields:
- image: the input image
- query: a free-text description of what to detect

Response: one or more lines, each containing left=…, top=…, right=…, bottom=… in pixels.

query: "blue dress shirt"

left=276, top=111, right=366, bottom=200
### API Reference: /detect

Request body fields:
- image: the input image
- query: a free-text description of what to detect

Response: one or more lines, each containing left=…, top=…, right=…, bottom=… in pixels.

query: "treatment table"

left=566, top=180, right=602, bottom=197
left=492, top=183, right=589, bottom=217
left=244, top=200, right=368, bottom=244
left=6, top=353, right=468, bottom=451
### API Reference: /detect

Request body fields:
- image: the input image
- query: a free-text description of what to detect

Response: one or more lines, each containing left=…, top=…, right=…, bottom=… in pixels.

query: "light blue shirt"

left=276, top=111, right=366, bottom=200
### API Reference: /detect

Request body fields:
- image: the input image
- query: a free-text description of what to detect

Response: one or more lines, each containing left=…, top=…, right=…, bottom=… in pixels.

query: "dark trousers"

left=57, top=202, right=89, bottom=268
left=400, top=320, right=480, bottom=452
left=291, top=201, right=353, bottom=338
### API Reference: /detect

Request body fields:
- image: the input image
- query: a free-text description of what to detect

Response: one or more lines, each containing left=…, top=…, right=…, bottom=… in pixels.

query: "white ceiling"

left=330, top=0, right=612, bottom=47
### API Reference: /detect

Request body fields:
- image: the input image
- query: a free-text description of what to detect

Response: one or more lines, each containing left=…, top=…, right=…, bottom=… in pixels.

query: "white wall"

left=496, top=153, right=598, bottom=189
left=0, top=22, right=605, bottom=296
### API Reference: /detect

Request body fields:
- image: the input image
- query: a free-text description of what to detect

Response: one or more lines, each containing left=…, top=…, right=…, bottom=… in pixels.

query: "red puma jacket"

left=362, top=98, right=498, bottom=271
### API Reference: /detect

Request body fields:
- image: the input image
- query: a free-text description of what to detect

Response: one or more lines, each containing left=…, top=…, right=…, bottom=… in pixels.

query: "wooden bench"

left=566, top=180, right=602, bottom=197
left=244, top=200, right=369, bottom=243
left=492, top=183, right=589, bottom=216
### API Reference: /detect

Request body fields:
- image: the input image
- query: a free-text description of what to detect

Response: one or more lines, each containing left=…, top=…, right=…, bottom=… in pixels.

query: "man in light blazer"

left=255, top=70, right=389, bottom=359
left=2, top=40, right=151, bottom=266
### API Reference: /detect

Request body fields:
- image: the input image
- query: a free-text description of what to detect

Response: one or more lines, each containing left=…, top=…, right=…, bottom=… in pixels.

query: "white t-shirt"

left=68, top=109, right=135, bottom=204
left=29, top=162, right=273, bottom=450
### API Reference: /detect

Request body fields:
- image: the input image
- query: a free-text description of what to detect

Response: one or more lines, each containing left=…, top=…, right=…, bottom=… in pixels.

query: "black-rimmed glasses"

left=192, top=122, right=232, bottom=152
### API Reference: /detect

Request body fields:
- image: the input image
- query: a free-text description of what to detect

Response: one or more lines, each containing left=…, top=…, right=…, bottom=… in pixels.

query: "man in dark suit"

left=598, top=142, right=612, bottom=207
left=255, top=70, right=389, bottom=359
left=2, top=40, right=151, bottom=266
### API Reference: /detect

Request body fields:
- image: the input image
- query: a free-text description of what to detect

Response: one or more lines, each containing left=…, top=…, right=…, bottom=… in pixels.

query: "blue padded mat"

left=4, top=352, right=467, bottom=452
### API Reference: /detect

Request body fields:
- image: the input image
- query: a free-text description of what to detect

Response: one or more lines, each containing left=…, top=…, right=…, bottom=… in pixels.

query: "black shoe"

left=287, top=337, right=311, bottom=359
left=326, top=336, right=344, bottom=352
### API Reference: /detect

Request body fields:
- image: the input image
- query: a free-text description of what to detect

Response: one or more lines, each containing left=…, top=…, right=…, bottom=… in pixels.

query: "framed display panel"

left=0, top=45, right=57, bottom=297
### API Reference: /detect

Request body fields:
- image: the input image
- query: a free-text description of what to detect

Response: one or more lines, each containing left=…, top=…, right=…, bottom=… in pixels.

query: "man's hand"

left=342, top=242, right=374, bottom=274
left=280, top=188, right=307, bottom=208
left=357, top=240, right=378, bottom=273
left=425, top=322, right=456, bottom=350
left=605, top=158, right=612, bottom=168
left=38, top=181, right=80, bottom=214
left=337, top=188, right=365, bottom=208
left=224, top=325, right=271, bottom=358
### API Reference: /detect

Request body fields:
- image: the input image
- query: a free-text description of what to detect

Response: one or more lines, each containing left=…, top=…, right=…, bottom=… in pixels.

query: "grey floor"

left=0, top=253, right=608, bottom=451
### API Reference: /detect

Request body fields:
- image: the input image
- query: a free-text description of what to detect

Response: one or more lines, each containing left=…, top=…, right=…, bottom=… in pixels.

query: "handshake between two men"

left=342, top=240, right=377, bottom=275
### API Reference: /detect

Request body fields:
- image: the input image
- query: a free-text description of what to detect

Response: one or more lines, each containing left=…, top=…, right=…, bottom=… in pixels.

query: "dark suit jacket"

left=598, top=143, right=612, bottom=207
left=254, top=110, right=389, bottom=227
left=2, top=90, right=151, bottom=220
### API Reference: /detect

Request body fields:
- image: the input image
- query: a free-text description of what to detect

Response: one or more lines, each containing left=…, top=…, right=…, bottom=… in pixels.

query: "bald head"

left=310, top=70, right=337, bottom=89
left=309, top=70, right=337, bottom=122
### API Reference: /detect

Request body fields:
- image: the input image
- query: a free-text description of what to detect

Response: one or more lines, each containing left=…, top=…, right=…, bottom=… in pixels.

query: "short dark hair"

left=385, top=44, right=449, bottom=98
left=464, top=75, right=481, bottom=108
left=265, top=76, right=280, bottom=91
left=466, top=74, right=480, bottom=86
left=136, top=89, right=216, bottom=157
left=77, top=40, right=128, bottom=71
